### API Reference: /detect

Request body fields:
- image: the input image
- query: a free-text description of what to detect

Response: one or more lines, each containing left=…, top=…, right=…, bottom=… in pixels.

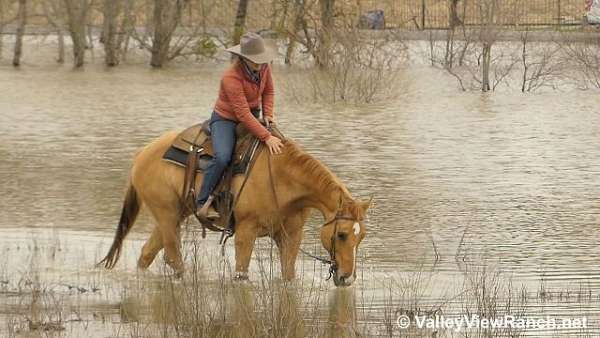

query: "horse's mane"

left=280, top=140, right=365, bottom=219
left=281, top=140, right=347, bottom=195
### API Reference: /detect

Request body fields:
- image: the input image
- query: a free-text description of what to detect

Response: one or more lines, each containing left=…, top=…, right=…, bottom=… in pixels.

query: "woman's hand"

left=265, top=115, right=275, bottom=125
left=265, top=135, right=283, bottom=155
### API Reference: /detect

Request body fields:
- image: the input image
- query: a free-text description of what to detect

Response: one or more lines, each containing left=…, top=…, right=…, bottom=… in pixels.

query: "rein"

left=265, top=139, right=357, bottom=280
left=218, top=137, right=262, bottom=250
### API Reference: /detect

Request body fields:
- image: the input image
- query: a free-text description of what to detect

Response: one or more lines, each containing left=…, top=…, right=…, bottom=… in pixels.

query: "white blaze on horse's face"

left=320, top=199, right=371, bottom=287
left=353, top=222, right=360, bottom=235
left=322, top=219, right=366, bottom=287
left=347, top=222, right=360, bottom=283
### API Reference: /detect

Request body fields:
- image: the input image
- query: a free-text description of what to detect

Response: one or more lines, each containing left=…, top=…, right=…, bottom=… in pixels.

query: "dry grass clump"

left=0, top=236, right=598, bottom=338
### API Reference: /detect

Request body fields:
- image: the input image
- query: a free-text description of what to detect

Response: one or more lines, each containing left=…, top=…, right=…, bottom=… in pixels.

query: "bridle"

left=264, top=133, right=362, bottom=280
left=318, top=212, right=363, bottom=280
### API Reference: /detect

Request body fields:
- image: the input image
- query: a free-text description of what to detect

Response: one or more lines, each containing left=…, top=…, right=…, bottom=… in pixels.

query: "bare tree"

left=563, top=36, right=600, bottom=89
left=150, top=0, right=187, bottom=67
left=63, top=0, right=92, bottom=67
left=142, top=0, right=152, bottom=45
left=449, top=0, right=462, bottom=29
left=114, top=0, right=133, bottom=62
left=477, top=0, right=500, bottom=92
left=317, top=0, right=334, bottom=68
left=284, top=15, right=405, bottom=104
left=126, top=0, right=219, bottom=66
left=233, top=0, right=249, bottom=44
left=13, top=0, right=27, bottom=66
left=0, top=0, right=4, bottom=58
left=103, top=0, right=119, bottom=66
left=519, top=30, right=563, bottom=92
left=285, top=0, right=305, bottom=64
left=42, top=0, right=66, bottom=63
left=268, top=0, right=289, bottom=32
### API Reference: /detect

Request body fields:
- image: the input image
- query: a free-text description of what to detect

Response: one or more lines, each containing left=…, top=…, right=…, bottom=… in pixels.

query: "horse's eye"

left=337, top=232, right=348, bottom=241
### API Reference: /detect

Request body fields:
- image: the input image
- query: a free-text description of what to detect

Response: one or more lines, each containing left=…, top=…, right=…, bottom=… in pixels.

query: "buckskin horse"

left=98, top=124, right=370, bottom=287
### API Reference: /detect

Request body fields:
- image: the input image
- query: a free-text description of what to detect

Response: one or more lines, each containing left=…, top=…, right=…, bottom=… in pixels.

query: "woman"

left=195, top=32, right=284, bottom=221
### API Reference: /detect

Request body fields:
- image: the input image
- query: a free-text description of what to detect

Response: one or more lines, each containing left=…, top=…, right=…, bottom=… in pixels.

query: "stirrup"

left=195, top=196, right=216, bottom=219
left=194, top=196, right=226, bottom=232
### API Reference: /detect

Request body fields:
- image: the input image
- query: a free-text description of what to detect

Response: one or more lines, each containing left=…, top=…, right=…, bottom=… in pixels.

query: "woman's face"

left=244, top=58, right=263, bottom=72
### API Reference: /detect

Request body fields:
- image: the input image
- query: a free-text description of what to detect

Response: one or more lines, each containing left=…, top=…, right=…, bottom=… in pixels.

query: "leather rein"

left=264, top=130, right=361, bottom=280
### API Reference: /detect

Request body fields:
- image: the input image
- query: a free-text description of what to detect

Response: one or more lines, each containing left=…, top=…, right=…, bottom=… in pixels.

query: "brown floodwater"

left=1, top=39, right=599, bottom=337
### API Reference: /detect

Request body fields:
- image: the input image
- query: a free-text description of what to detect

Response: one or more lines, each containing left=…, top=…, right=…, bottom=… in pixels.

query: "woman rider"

left=195, top=32, right=284, bottom=222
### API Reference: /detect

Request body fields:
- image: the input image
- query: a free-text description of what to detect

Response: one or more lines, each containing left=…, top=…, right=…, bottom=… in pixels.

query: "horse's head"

left=320, top=198, right=371, bottom=287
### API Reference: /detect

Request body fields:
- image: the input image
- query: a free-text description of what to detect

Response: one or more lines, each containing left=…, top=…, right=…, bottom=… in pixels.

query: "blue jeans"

left=196, top=111, right=237, bottom=207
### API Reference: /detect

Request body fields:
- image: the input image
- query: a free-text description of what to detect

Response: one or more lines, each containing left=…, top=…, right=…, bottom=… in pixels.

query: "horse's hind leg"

left=147, top=205, right=185, bottom=276
left=137, top=227, right=163, bottom=269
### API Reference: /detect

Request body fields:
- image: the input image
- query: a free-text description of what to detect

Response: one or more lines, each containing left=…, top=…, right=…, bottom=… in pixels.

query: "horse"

left=98, top=128, right=371, bottom=287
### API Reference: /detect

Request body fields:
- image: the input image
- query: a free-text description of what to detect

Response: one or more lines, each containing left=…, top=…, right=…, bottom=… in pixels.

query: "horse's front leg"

left=234, top=220, right=258, bottom=280
left=275, top=211, right=308, bottom=281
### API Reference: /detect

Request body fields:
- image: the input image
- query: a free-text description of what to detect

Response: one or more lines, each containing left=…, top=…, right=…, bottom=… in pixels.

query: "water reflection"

left=327, top=287, right=358, bottom=338
left=1, top=43, right=600, bottom=336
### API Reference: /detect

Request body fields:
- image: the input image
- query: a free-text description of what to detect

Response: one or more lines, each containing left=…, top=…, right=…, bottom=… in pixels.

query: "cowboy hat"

left=226, top=32, right=276, bottom=64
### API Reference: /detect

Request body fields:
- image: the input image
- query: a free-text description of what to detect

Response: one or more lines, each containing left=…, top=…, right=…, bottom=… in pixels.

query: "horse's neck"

left=300, top=184, right=345, bottom=220
left=275, top=148, right=351, bottom=219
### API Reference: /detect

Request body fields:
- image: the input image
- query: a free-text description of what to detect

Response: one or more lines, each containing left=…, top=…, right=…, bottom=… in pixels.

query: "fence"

left=2, top=0, right=588, bottom=37
left=356, top=0, right=586, bottom=29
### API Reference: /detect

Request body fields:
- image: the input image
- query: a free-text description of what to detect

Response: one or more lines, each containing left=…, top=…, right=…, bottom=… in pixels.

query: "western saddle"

left=162, top=118, right=271, bottom=238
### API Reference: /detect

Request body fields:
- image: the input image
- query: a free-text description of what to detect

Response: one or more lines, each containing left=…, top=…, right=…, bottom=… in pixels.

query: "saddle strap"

left=181, top=129, right=204, bottom=210
left=182, top=148, right=198, bottom=204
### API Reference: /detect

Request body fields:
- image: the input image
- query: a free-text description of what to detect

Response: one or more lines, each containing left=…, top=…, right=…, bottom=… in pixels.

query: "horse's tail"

left=97, top=181, right=141, bottom=269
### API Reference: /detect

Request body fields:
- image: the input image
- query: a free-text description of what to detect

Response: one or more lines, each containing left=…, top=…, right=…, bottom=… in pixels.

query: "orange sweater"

left=214, top=63, right=274, bottom=141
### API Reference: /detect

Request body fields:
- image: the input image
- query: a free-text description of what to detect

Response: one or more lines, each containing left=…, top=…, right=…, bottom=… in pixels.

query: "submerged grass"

left=0, top=234, right=598, bottom=338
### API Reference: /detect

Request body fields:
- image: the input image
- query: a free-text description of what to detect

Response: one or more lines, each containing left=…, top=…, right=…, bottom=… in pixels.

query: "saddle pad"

left=171, top=121, right=210, bottom=152
left=162, top=146, right=251, bottom=176
left=163, top=146, right=212, bottom=172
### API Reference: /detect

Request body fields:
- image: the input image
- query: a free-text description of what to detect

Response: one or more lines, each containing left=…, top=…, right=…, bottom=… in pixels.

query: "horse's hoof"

left=233, top=272, right=249, bottom=282
left=174, top=270, right=184, bottom=279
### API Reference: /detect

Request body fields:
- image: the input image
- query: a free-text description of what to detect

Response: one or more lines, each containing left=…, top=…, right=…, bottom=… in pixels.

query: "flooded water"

left=1, top=40, right=600, bottom=337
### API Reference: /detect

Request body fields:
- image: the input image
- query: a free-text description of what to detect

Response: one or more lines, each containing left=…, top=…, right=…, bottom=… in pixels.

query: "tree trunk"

left=0, top=0, right=5, bottom=59
left=143, top=0, right=153, bottom=45
left=103, top=0, right=119, bottom=66
left=13, top=0, right=27, bottom=67
left=64, top=0, right=90, bottom=67
left=278, top=0, right=290, bottom=31
left=270, top=0, right=278, bottom=30
left=317, top=0, right=334, bottom=68
left=150, top=0, right=185, bottom=67
left=150, top=0, right=167, bottom=67
left=482, top=42, right=491, bottom=91
left=0, top=25, right=3, bottom=59
left=482, top=0, right=497, bottom=91
left=57, top=28, right=65, bottom=63
left=233, top=0, right=250, bottom=45
left=444, top=27, right=455, bottom=68
left=42, top=0, right=65, bottom=63
left=115, top=0, right=133, bottom=62
left=285, top=0, right=304, bottom=65
left=86, top=23, right=93, bottom=49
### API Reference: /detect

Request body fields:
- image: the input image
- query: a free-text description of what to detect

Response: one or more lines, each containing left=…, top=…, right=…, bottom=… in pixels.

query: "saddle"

left=162, top=118, right=267, bottom=235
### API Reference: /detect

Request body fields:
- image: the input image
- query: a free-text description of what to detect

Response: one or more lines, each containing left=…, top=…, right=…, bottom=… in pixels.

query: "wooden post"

left=421, top=0, right=426, bottom=29
left=557, top=0, right=561, bottom=27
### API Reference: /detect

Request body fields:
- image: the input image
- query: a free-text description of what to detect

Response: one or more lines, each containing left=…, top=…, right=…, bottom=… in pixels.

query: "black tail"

left=97, top=182, right=140, bottom=269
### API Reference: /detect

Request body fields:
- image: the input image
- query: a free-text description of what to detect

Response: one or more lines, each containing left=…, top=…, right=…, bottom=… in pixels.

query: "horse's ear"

left=358, top=196, right=373, bottom=214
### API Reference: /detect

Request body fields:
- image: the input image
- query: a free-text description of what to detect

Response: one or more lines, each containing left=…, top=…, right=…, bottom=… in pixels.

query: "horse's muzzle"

left=333, top=272, right=355, bottom=287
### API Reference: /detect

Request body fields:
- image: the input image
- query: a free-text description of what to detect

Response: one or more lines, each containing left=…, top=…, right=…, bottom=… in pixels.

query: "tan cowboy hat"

left=226, top=32, right=276, bottom=64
